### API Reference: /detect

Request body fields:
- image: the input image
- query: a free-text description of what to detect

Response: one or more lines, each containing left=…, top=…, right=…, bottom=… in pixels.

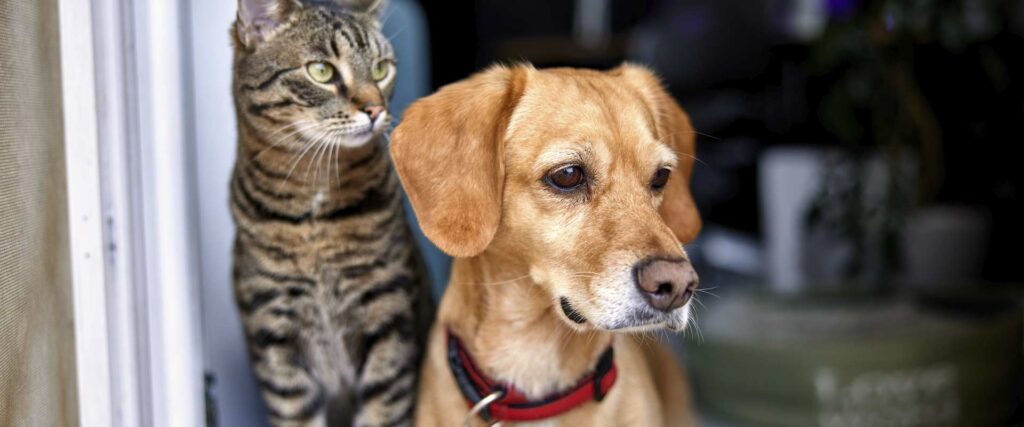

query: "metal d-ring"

left=463, top=390, right=505, bottom=427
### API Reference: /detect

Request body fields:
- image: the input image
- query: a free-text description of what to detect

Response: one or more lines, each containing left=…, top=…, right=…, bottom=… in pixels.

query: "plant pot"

left=685, top=291, right=1022, bottom=427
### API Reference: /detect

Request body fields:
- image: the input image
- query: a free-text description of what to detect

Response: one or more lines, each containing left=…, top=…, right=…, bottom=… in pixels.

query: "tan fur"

left=391, top=64, right=701, bottom=426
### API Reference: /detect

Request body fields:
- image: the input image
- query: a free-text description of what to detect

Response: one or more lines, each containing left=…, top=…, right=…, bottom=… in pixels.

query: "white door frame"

left=59, top=0, right=206, bottom=425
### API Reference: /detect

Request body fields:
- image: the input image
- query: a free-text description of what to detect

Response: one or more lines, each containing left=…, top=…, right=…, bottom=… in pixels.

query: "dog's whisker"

left=693, top=130, right=721, bottom=141
left=675, top=151, right=708, bottom=167
left=468, top=274, right=533, bottom=286
left=692, top=313, right=705, bottom=344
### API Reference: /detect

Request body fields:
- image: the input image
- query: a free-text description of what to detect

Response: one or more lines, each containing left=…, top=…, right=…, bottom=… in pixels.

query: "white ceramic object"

left=759, top=146, right=828, bottom=293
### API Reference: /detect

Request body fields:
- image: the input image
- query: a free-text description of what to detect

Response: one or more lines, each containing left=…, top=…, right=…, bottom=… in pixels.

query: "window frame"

left=59, top=0, right=206, bottom=425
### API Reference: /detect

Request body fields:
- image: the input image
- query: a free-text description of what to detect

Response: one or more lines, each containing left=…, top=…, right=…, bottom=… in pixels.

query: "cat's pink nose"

left=363, top=105, right=384, bottom=121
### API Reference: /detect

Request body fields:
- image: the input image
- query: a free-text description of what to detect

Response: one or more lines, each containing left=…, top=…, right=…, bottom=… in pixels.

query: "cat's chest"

left=310, top=190, right=327, bottom=212
left=289, top=189, right=374, bottom=241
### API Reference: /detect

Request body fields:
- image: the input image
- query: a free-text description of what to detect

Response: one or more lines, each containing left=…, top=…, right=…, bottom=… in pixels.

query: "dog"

left=390, top=63, right=702, bottom=426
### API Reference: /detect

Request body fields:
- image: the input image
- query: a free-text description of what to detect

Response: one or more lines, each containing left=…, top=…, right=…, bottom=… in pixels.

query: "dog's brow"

left=535, top=145, right=591, bottom=170
left=654, top=142, right=678, bottom=168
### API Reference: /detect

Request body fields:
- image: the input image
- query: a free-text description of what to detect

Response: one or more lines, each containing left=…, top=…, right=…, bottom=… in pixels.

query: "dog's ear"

left=614, top=64, right=702, bottom=243
left=391, top=66, right=528, bottom=257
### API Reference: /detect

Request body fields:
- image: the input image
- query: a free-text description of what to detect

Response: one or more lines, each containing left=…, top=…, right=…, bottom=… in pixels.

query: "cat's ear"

left=234, top=0, right=298, bottom=49
left=333, top=0, right=387, bottom=20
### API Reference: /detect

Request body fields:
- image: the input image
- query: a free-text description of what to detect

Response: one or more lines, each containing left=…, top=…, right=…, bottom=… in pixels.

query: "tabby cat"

left=229, top=1, right=431, bottom=426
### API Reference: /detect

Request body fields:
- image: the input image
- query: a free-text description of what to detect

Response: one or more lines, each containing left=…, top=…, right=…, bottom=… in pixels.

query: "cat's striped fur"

left=230, top=1, right=431, bottom=426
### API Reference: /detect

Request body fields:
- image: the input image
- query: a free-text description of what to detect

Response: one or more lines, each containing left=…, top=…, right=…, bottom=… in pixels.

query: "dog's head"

left=391, top=64, right=701, bottom=332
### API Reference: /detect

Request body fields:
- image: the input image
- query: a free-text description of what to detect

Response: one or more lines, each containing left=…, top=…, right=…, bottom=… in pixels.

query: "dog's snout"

left=634, top=258, right=698, bottom=312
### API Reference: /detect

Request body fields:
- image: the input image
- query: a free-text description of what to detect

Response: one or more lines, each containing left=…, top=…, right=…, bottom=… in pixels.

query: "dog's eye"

left=651, top=168, right=671, bottom=191
left=546, top=165, right=586, bottom=192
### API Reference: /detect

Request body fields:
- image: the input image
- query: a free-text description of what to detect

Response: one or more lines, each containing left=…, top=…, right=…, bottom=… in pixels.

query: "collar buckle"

left=465, top=389, right=505, bottom=426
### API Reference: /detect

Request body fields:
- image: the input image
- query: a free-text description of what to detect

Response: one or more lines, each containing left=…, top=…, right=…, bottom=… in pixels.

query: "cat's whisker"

left=380, top=6, right=396, bottom=26
left=254, top=121, right=320, bottom=160
left=329, top=132, right=342, bottom=187
left=310, top=134, right=328, bottom=184
left=312, top=127, right=336, bottom=181
left=300, top=136, right=323, bottom=183
left=278, top=124, right=327, bottom=191
left=322, top=129, right=339, bottom=186
left=328, top=137, right=337, bottom=188
left=274, top=121, right=322, bottom=143
left=319, top=130, right=340, bottom=185
left=261, top=123, right=297, bottom=142
left=386, top=27, right=406, bottom=42
left=307, top=129, right=334, bottom=184
left=265, top=119, right=309, bottom=139
left=333, top=138, right=343, bottom=188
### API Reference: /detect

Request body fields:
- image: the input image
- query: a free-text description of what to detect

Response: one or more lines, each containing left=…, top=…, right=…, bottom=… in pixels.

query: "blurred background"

left=189, top=0, right=1024, bottom=425
left=1, top=0, right=1021, bottom=425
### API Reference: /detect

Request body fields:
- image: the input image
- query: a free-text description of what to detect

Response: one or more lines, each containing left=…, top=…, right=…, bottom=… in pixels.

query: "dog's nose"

left=634, top=258, right=698, bottom=312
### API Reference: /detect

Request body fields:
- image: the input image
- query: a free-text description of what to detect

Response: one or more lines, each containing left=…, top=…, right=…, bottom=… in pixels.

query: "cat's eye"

left=371, top=60, right=391, bottom=81
left=651, top=168, right=671, bottom=191
left=306, top=62, right=335, bottom=83
left=545, top=165, right=586, bottom=192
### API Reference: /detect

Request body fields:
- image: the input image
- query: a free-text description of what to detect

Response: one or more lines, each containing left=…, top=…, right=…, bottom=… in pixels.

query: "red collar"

left=446, top=330, right=618, bottom=423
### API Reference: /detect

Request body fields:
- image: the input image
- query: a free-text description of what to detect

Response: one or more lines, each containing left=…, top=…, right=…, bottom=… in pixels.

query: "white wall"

left=188, top=1, right=435, bottom=425
left=188, top=0, right=266, bottom=425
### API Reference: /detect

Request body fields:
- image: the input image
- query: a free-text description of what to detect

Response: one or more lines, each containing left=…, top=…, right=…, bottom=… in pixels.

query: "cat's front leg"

left=353, top=301, right=419, bottom=427
left=236, top=272, right=329, bottom=427
left=248, top=326, right=329, bottom=427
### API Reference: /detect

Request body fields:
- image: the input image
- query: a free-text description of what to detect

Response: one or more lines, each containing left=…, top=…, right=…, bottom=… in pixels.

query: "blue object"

left=383, top=0, right=452, bottom=300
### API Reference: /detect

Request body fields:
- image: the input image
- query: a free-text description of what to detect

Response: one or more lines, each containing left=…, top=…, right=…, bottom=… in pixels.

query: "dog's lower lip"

left=605, top=310, right=666, bottom=330
left=560, top=297, right=587, bottom=324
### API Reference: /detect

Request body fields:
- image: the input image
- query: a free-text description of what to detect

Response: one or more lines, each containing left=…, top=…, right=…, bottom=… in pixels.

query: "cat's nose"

left=362, top=105, right=384, bottom=121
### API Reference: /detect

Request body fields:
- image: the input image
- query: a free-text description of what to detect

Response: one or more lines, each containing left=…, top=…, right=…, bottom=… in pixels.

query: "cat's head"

left=232, top=0, right=394, bottom=149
